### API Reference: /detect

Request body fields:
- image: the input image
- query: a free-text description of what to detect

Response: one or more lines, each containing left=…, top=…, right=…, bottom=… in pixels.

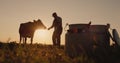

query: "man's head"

left=52, top=12, right=57, bottom=17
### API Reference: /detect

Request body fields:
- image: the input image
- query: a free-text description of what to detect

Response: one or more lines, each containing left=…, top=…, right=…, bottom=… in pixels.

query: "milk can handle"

left=64, top=23, right=69, bottom=31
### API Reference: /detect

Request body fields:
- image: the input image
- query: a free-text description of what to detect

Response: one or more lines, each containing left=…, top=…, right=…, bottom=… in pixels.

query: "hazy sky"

left=0, top=0, right=120, bottom=44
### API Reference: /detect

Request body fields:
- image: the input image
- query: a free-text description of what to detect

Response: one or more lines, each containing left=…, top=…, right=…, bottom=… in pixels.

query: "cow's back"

left=19, top=22, right=35, bottom=37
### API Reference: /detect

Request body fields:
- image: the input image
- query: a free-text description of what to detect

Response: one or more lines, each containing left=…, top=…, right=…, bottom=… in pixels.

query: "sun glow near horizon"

left=34, top=29, right=52, bottom=44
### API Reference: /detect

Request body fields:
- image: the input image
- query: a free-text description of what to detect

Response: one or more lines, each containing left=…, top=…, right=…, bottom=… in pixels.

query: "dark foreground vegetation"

left=0, top=41, right=120, bottom=63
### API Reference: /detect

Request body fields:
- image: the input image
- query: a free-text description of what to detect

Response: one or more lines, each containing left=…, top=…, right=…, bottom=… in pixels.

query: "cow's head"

left=34, top=19, right=46, bottom=29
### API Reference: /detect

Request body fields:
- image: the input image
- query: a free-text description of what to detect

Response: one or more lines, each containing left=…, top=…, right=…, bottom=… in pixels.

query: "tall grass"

left=0, top=41, right=120, bottom=63
left=0, top=42, right=73, bottom=63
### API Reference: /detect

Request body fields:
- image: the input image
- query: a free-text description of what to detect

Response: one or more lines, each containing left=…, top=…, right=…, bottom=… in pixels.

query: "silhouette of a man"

left=48, top=12, right=63, bottom=47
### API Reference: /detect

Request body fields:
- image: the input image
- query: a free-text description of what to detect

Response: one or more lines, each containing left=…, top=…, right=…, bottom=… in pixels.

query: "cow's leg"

left=19, top=36, right=22, bottom=44
left=25, top=37, right=27, bottom=44
left=31, top=37, right=33, bottom=44
left=23, top=37, right=26, bottom=44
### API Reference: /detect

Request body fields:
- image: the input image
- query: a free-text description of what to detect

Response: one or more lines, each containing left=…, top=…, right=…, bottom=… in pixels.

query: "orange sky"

left=0, top=0, right=120, bottom=44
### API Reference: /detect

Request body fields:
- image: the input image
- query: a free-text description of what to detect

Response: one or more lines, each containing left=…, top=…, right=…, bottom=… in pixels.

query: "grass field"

left=0, top=41, right=120, bottom=63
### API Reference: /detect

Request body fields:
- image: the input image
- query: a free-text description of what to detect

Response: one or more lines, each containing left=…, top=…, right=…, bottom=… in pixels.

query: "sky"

left=0, top=0, right=120, bottom=44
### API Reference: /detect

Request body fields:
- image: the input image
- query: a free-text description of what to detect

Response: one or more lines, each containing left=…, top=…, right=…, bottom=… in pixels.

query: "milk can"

left=65, top=23, right=110, bottom=58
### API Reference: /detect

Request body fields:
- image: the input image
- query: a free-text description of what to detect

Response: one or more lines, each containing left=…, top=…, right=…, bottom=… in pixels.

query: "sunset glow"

left=34, top=29, right=52, bottom=44
left=35, top=30, right=48, bottom=38
left=0, top=0, right=120, bottom=44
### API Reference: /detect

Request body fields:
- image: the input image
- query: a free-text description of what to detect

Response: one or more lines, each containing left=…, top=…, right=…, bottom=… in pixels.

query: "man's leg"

left=56, top=31, right=62, bottom=47
left=57, top=29, right=62, bottom=47
left=52, top=31, right=57, bottom=46
left=57, top=35, right=61, bottom=47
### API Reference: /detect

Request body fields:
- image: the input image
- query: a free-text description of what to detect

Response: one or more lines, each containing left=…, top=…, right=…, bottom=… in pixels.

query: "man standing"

left=48, top=12, right=63, bottom=47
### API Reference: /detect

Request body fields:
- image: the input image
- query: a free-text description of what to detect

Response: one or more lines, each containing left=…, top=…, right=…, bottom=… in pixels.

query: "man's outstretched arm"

left=48, top=20, right=55, bottom=30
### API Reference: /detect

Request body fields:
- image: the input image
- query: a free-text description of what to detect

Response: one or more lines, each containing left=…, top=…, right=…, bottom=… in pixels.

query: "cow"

left=19, top=19, right=46, bottom=44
